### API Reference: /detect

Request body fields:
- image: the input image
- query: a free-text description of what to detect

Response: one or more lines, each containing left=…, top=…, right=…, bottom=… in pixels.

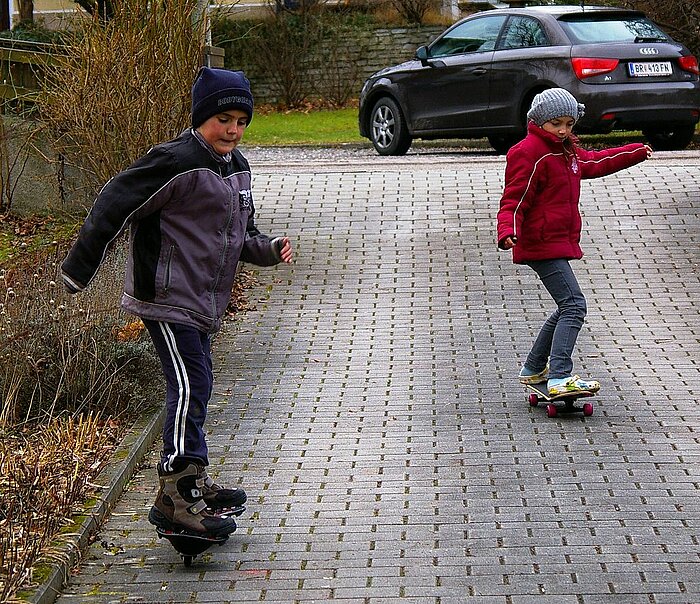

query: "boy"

left=62, top=67, right=293, bottom=537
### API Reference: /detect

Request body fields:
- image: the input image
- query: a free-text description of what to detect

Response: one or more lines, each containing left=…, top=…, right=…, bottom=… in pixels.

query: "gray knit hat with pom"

left=527, top=88, right=585, bottom=126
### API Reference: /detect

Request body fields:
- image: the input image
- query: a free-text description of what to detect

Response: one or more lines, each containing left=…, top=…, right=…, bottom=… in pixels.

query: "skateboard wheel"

left=583, top=402, right=594, bottom=417
left=528, top=393, right=539, bottom=406
left=183, top=555, right=193, bottom=567
left=546, top=404, right=557, bottom=418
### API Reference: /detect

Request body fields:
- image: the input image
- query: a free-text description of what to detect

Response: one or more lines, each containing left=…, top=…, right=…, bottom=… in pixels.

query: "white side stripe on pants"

left=158, top=322, right=191, bottom=473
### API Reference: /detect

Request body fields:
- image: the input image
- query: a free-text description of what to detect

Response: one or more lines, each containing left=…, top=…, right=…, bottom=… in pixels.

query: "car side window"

left=499, top=16, right=549, bottom=50
left=429, top=15, right=508, bottom=58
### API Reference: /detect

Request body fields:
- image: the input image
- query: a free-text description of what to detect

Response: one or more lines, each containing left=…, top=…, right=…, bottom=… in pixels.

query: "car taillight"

left=679, top=55, right=699, bottom=75
left=571, top=57, right=619, bottom=79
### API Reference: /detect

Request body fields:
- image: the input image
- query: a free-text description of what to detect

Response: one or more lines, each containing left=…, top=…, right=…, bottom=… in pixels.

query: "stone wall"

left=354, top=26, right=444, bottom=82
left=229, top=26, right=444, bottom=105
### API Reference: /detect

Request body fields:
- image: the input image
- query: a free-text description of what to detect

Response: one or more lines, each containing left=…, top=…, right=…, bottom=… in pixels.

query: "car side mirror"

left=415, top=45, right=445, bottom=68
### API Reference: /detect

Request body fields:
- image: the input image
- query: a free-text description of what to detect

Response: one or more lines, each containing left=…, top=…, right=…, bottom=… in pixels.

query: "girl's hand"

left=644, top=144, right=653, bottom=158
left=500, top=236, right=517, bottom=250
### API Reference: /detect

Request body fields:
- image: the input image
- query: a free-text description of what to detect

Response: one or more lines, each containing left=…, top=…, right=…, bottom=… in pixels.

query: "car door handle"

left=469, top=67, right=488, bottom=76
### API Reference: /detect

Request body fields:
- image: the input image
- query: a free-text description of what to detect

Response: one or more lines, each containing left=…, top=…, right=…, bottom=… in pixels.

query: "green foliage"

left=0, top=22, right=67, bottom=44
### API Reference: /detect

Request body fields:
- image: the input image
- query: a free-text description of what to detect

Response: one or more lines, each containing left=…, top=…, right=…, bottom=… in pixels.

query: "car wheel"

left=487, top=134, right=523, bottom=155
left=369, top=97, right=412, bottom=156
left=642, top=125, right=696, bottom=151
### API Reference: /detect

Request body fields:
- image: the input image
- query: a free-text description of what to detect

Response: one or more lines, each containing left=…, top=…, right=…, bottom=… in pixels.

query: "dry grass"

left=0, top=237, right=162, bottom=600
left=0, top=413, right=120, bottom=601
left=0, top=231, right=257, bottom=599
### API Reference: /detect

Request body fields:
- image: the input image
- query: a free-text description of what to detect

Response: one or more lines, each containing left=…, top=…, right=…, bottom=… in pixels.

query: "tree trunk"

left=19, top=0, right=34, bottom=25
left=1, top=0, right=9, bottom=30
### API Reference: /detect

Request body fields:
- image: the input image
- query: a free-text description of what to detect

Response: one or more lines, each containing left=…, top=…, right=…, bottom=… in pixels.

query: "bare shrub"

left=0, top=412, right=119, bottom=600
left=39, top=0, right=204, bottom=195
left=0, top=115, right=32, bottom=213
left=213, top=9, right=374, bottom=108
left=0, top=241, right=160, bottom=425
left=0, top=238, right=161, bottom=599
left=0, top=225, right=163, bottom=426
left=245, top=9, right=323, bottom=108
left=310, top=13, right=373, bottom=107
left=389, top=0, right=435, bottom=25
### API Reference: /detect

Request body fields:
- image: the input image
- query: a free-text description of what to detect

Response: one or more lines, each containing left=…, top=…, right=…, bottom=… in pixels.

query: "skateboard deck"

left=525, top=382, right=595, bottom=418
left=152, top=505, right=245, bottom=566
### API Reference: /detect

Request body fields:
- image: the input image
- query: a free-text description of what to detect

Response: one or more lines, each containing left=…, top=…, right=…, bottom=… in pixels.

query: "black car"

left=359, top=5, right=700, bottom=155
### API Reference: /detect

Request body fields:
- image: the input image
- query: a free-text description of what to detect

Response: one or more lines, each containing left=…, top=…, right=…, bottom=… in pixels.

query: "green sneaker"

left=519, top=364, right=549, bottom=385
left=548, top=375, right=600, bottom=396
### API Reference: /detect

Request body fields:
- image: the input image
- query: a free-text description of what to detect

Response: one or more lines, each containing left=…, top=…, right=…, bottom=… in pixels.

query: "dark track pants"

left=143, top=319, right=213, bottom=471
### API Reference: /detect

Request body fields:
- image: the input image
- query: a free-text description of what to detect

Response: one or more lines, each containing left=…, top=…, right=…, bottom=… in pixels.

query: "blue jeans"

left=525, top=259, right=587, bottom=380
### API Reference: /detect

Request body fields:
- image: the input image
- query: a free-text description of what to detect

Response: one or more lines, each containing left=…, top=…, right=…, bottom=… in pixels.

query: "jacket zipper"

left=211, top=172, right=235, bottom=321
left=164, top=245, right=174, bottom=291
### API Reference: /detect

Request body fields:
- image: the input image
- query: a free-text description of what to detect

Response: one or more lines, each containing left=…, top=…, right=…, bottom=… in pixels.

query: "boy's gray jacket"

left=61, top=129, right=282, bottom=333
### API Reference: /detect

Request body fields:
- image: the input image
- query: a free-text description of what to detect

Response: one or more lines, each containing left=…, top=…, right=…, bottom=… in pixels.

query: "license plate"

left=627, top=61, right=672, bottom=77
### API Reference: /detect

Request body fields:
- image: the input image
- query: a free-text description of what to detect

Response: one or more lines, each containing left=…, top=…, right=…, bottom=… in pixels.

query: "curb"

left=24, top=406, right=165, bottom=604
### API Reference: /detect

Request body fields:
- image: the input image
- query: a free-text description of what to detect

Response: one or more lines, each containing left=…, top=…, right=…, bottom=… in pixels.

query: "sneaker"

left=519, top=364, right=549, bottom=385
left=548, top=375, right=600, bottom=396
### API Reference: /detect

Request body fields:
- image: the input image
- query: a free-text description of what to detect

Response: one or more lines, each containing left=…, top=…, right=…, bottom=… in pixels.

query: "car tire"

left=487, top=134, right=523, bottom=155
left=642, top=125, right=696, bottom=151
left=487, top=94, right=531, bottom=154
left=369, top=97, right=412, bottom=156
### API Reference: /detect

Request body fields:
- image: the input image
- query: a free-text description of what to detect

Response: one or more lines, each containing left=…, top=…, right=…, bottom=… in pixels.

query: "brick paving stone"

left=55, top=149, right=700, bottom=603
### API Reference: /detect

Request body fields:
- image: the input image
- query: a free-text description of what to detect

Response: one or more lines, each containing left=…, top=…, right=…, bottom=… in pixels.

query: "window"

left=430, top=15, right=508, bottom=58
left=559, top=16, right=668, bottom=44
left=500, top=16, right=548, bottom=50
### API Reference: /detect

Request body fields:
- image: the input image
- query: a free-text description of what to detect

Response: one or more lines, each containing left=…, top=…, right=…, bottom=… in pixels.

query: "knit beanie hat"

left=191, top=67, right=254, bottom=128
left=527, top=88, right=585, bottom=126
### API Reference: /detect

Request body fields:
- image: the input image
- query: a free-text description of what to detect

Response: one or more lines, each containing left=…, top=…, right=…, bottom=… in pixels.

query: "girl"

left=497, top=88, right=651, bottom=396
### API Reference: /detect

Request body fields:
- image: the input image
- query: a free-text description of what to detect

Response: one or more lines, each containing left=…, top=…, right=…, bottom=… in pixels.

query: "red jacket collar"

left=527, top=121, right=579, bottom=151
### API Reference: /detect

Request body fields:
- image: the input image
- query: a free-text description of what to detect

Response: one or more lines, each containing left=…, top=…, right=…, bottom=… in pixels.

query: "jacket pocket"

left=163, top=245, right=174, bottom=292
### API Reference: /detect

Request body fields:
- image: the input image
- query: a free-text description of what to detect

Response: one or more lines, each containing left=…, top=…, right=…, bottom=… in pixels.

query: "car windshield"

left=559, top=15, right=668, bottom=44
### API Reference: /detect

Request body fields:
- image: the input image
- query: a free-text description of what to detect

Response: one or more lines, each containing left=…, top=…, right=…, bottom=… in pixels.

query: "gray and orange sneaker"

left=547, top=375, right=600, bottom=397
left=519, top=364, right=549, bottom=385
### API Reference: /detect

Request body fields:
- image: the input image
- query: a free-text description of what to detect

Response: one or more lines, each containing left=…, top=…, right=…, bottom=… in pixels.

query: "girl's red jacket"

left=497, top=123, right=648, bottom=264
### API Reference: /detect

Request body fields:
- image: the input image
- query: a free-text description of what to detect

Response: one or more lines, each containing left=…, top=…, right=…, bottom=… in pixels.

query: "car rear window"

left=558, top=15, right=668, bottom=44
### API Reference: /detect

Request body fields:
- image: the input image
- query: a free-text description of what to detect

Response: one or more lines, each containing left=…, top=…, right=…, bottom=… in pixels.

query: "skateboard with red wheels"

left=152, top=505, right=245, bottom=567
left=526, top=382, right=595, bottom=418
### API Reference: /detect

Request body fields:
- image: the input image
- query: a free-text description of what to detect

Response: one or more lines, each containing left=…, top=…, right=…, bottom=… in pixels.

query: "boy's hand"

left=644, top=144, right=653, bottom=158
left=276, top=237, right=293, bottom=263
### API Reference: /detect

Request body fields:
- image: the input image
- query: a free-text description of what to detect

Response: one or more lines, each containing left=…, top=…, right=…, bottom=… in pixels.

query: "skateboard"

left=526, top=382, right=595, bottom=418
left=153, top=505, right=245, bottom=567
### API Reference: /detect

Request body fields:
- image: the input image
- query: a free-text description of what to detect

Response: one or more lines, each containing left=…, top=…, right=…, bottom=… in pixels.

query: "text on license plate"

left=627, top=61, right=672, bottom=77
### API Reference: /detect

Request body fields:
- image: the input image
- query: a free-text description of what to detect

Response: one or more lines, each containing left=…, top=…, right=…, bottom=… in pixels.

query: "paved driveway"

left=56, top=148, right=700, bottom=603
